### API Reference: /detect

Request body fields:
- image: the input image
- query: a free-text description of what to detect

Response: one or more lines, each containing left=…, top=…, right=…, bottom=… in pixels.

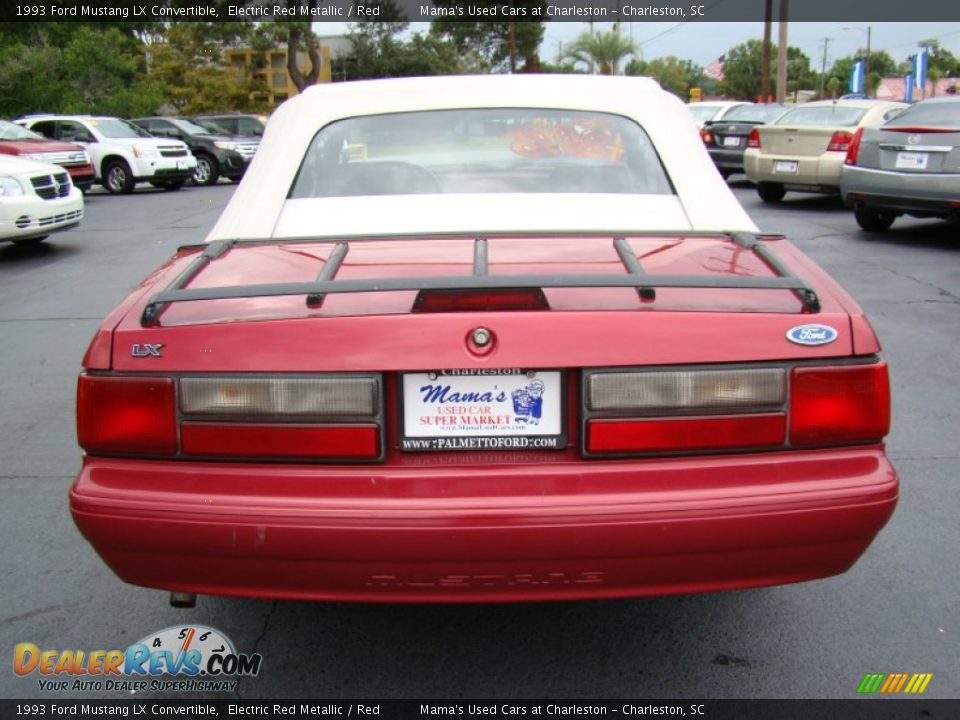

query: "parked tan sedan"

left=744, top=100, right=908, bottom=202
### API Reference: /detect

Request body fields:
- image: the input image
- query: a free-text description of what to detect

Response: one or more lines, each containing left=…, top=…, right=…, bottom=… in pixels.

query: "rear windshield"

left=774, top=105, right=867, bottom=127
left=289, top=109, right=674, bottom=198
left=885, top=101, right=960, bottom=130
left=721, top=104, right=786, bottom=123
left=687, top=105, right=723, bottom=123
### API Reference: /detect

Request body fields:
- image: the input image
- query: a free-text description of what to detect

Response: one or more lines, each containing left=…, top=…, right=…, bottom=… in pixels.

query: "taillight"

left=77, top=375, right=177, bottom=455
left=582, top=363, right=890, bottom=456
left=700, top=128, right=713, bottom=145
left=413, top=288, right=549, bottom=313
left=181, top=423, right=380, bottom=460
left=789, top=363, right=890, bottom=446
left=827, top=130, right=855, bottom=152
left=587, top=415, right=786, bottom=453
left=844, top=127, right=864, bottom=165
left=883, top=126, right=955, bottom=133
left=747, top=128, right=761, bottom=149
left=77, top=373, right=383, bottom=460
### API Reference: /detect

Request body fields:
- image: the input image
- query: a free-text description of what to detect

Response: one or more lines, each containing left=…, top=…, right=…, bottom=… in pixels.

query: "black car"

left=130, top=117, right=259, bottom=186
left=190, top=113, right=268, bottom=139
left=701, top=104, right=787, bottom=179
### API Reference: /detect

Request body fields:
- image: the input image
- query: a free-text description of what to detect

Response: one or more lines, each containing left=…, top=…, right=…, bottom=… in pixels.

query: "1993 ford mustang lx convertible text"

left=70, top=76, right=898, bottom=604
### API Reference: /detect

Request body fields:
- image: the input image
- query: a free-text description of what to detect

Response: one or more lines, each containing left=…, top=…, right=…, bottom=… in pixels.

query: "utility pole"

left=761, top=0, right=772, bottom=102
left=776, top=0, right=788, bottom=103
left=865, top=25, right=872, bottom=95
left=819, top=37, right=832, bottom=99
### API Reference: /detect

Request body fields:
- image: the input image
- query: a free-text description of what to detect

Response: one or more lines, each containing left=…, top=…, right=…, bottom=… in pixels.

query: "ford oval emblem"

left=786, top=324, right=838, bottom=346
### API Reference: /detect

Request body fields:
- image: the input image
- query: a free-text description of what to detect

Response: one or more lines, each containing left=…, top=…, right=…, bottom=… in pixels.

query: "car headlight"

left=213, top=141, right=237, bottom=151
left=132, top=143, right=158, bottom=159
left=0, top=176, right=25, bottom=196
left=81, top=151, right=91, bottom=164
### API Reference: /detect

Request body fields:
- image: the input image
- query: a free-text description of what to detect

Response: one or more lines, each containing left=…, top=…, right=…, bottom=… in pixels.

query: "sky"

left=314, top=21, right=960, bottom=72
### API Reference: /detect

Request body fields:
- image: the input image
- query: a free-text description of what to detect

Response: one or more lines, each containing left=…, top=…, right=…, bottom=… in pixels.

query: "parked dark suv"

left=130, top=117, right=259, bottom=186
left=190, top=113, right=268, bottom=139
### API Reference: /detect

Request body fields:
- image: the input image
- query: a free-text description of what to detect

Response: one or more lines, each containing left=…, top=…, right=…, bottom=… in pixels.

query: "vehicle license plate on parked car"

left=177, top=159, right=189, bottom=170
left=401, top=370, right=564, bottom=451
left=774, top=160, right=798, bottom=173
left=895, top=151, right=929, bottom=170
left=723, top=136, right=740, bottom=147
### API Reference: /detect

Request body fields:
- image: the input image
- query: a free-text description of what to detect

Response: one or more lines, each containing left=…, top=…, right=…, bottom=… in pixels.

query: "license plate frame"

left=399, top=369, right=566, bottom=452
left=774, top=160, right=799, bottom=173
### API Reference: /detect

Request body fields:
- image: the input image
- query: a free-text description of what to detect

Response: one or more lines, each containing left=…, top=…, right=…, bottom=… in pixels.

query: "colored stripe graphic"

left=858, top=673, right=932, bottom=694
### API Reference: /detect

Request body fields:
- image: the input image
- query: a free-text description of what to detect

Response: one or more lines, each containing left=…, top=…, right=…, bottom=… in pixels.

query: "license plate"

left=400, top=370, right=564, bottom=451
left=774, top=160, right=798, bottom=173
left=723, top=136, right=741, bottom=147
left=176, top=159, right=189, bottom=170
left=895, top=151, right=928, bottom=170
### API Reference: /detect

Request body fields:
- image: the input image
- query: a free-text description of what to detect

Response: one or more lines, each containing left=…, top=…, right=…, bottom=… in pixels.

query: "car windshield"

left=171, top=118, right=216, bottom=135
left=721, top=104, right=785, bottom=123
left=687, top=105, right=723, bottom=122
left=774, top=105, right=867, bottom=127
left=91, top=118, right=152, bottom=139
left=290, top=108, right=674, bottom=198
left=0, top=119, right=44, bottom=140
left=885, top=101, right=960, bottom=130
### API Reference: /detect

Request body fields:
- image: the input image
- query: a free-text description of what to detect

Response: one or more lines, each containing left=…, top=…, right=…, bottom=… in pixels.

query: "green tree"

left=150, top=23, right=263, bottom=114
left=562, top=29, right=637, bottom=75
left=829, top=50, right=898, bottom=96
left=0, top=23, right=164, bottom=117
left=626, top=56, right=704, bottom=99
left=721, top=39, right=815, bottom=100
left=333, top=22, right=462, bottom=81
left=918, top=39, right=960, bottom=76
left=431, top=13, right=545, bottom=72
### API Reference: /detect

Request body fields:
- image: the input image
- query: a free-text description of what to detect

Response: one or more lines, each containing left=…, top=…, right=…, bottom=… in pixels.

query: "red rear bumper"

left=70, top=447, right=897, bottom=603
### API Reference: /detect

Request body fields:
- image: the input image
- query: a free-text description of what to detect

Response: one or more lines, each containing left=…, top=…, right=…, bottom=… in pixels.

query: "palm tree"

left=563, top=29, right=638, bottom=76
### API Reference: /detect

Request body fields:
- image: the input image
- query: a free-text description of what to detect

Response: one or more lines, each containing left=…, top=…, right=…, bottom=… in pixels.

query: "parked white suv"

left=0, top=154, right=83, bottom=245
left=15, top=115, right=196, bottom=194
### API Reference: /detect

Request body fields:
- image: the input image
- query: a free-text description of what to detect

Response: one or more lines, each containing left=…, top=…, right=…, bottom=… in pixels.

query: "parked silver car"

left=841, top=96, right=960, bottom=231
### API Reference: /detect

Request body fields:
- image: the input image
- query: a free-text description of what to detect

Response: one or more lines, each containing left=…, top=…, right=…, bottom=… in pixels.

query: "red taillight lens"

left=181, top=423, right=380, bottom=460
left=827, top=130, right=855, bottom=152
left=700, top=128, right=713, bottom=145
left=789, top=363, right=890, bottom=446
left=586, top=414, right=786, bottom=454
left=77, top=375, right=177, bottom=455
left=413, top=288, right=549, bottom=313
left=844, top=127, right=864, bottom=165
left=747, top=128, right=761, bottom=149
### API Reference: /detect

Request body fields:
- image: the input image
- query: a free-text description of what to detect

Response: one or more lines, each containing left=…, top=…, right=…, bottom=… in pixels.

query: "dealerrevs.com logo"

left=14, top=625, right=262, bottom=693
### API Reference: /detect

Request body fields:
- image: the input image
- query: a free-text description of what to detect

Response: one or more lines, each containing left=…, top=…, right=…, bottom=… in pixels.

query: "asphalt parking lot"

left=0, top=181, right=957, bottom=701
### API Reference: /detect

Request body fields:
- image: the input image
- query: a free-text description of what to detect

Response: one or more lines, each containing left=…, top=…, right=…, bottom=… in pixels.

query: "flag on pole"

left=705, top=55, right=726, bottom=82
left=904, top=74, right=914, bottom=102
left=849, top=60, right=865, bottom=94
left=914, top=48, right=928, bottom=90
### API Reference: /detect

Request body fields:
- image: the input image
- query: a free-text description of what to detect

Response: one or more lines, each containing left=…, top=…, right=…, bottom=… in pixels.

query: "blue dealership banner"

left=849, top=60, right=865, bottom=95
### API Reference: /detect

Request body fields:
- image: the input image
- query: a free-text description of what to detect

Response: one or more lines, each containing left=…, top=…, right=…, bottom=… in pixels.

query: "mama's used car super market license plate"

left=401, top=370, right=564, bottom=451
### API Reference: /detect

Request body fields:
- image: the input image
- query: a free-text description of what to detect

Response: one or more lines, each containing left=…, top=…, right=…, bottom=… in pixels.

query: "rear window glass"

left=885, top=101, right=960, bottom=130
left=687, top=105, right=723, bottom=123
left=290, top=109, right=674, bottom=198
left=721, top=104, right=786, bottom=123
left=774, top=105, right=867, bottom=127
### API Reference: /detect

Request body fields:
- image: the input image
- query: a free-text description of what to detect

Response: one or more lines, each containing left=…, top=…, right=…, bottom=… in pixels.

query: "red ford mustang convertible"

left=71, top=76, right=897, bottom=604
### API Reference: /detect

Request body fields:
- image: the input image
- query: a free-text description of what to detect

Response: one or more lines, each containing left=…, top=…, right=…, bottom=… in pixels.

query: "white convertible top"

left=207, top=75, right=756, bottom=241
